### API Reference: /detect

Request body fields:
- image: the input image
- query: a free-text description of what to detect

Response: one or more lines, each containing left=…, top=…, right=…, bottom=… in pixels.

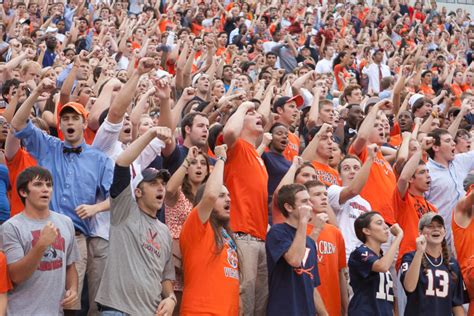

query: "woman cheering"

left=400, top=212, right=464, bottom=316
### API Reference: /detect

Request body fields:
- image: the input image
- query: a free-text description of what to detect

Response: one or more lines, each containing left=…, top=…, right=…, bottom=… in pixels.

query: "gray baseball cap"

left=418, top=212, right=444, bottom=231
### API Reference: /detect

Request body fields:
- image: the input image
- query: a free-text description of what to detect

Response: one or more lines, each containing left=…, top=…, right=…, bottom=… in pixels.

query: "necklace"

left=424, top=253, right=443, bottom=268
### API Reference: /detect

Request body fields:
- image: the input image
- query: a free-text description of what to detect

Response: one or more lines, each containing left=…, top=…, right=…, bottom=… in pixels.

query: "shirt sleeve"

left=14, top=120, right=60, bottom=160
left=56, top=63, right=73, bottom=88
left=92, top=118, right=123, bottom=156
left=265, top=225, right=293, bottom=271
left=135, top=138, right=165, bottom=172
left=109, top=164, right=134, bottom=225
left=162, top=231, right=176, bottom=282
left=97, top=155, right=114, bottom=200
left=65, top=218, right=80, bottom=266
left=180, top=208, right=207, bottom=252
left=0, top=165, right=9, bottom=188
left=162, top=145, right=185, bottom=175
left=454, top=150, right=474, bottom=175
left=399, top=252, right=414, bottom=290
left=2, top=221, right=25, bottom=264
left=348, top=246, right=379, bottom=278
left=327, top=185, right=343, bottom=213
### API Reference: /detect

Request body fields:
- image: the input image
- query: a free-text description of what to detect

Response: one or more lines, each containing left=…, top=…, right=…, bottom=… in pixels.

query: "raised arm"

left=223, top=101, right=253, bottom=148
left=402, top=235, right=426, bottom=292
left=159, top=87, right=196, bottom=157
left=447, top=101, right=470, bottom=137
left=307, top=86, right=322, bottom=130
left=276, top=157, right=303, bottom=192
left=196, top=145, right=227, bottom=223
left=283, top=203, right=312, bottom=267
left=397, top=141, right=422, bottom=197
left=454, top=189, right=474, bottom=228
left=116, top=126, right=172, bottom=167
left=351, top=100, right=388, bottom=155
left=394, top=132, right=412, bottom=175
left=301, top=123, right=332, bottom=161
left=107, top=58, right=154, bottom=124
left=372, top=224, right=404, bottom=272
left=338, top=144, right=376, bottom=205
left=165, top=146, right=199, bottom=207
left=11, top=79, right=55, bottom=131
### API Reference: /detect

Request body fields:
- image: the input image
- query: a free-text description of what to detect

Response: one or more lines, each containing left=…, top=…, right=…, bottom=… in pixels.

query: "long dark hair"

left=182, top=152, right=210, bottom=203
left=193, top=184, right=238, bottom=255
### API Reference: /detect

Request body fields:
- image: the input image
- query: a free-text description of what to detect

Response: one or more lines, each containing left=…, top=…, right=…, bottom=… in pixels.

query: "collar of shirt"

left=427, top=157, right=450, bottom=170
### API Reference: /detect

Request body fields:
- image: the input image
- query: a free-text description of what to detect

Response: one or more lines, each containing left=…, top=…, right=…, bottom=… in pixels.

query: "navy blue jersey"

left=266, top=223, right=320, bottom=316
left=400, top=251, right=464, bottom=316
left=348, top=245, right=394, bottom=316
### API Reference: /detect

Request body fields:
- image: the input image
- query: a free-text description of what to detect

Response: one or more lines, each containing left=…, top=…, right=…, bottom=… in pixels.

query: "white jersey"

left=327, top=184, right=372, bottom=262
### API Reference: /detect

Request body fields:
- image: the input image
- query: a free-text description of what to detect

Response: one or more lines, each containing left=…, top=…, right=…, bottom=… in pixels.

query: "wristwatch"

left=217, top=156, right=227, bottom=163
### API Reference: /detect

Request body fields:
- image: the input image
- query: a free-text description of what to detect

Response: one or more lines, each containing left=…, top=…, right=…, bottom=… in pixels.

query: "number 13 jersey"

left=348, top=245, right=394, bottom=316
left=400, top=251, right=465, bottom=316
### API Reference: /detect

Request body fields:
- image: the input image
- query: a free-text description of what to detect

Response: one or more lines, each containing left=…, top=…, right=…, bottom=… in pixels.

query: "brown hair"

left=277, top=183, right=307, bottom=218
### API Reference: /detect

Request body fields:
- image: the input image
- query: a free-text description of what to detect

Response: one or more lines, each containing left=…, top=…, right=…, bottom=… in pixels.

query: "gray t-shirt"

left=95, top=185, right=175, bottom=315
left=2, top=212, right=79, bottom=316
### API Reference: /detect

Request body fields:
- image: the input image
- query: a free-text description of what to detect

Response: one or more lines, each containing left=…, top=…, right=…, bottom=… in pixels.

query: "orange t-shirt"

left=311, top=161, right=341, bottom=187
left=310, top=223, right=346, bottom=316
left=334, top=64, right=349, bottom=91
left=389, top=134, right=402, bottom=148
left=282, top=132, right=300, bottom=161
left=419, top=84, right=435, bottom=99
left=224, top=138, right=268, bottom=240
left=348, top=146, right=396, bottom=225
left=0, top=252, right=12, bottom=293
left=393, top=188, right=437, bottom=269
left=451, top=84, right=463, bottom=107
left=191, top=23, right=204, bottom=36
left=6, top=148, right=37, bottom=217
left=453, top=212, right=474, bottom=315
left=390, top=121, right=400, bottom=137
left=462, top=83, right=473, bottom=93
left=180, top=208, right=239, bottom=315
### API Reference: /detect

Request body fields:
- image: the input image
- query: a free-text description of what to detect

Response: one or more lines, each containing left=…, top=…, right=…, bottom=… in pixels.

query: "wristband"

left=217, top=156, right=226, bottom=163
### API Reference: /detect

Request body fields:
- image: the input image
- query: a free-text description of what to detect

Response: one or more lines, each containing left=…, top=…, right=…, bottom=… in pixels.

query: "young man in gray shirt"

left=95, top=125, right=176, bottom=315
left=2, top=166, right=79, bottom=315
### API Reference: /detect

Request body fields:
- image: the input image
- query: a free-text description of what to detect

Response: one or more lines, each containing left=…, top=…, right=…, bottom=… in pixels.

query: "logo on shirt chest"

left=142, top=229, right=161, bottom=257
left=223, top=248, right=239, bottom=280
left=31, top=229, right=65, bottom=271
left=373, top=157, right=393, bottom=175
left=317, top=240, right=336, bottom=263
left=315, top=170, right=338, bottom=185
left=294, top=247, right=315, bottom=279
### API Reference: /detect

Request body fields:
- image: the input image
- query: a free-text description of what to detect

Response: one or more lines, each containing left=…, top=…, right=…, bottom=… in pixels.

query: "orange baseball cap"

left=59, top=102, right=89, bottom=119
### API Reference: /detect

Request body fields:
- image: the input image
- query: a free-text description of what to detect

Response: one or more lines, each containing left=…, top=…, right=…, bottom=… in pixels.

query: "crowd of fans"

left=0, top=0, right=473, bottom=314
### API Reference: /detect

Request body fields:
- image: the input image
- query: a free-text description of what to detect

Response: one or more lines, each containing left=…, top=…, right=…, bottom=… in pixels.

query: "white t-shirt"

left=315, top=58, right=333, bottom=74
left=327, top=184, right=371, bottom=262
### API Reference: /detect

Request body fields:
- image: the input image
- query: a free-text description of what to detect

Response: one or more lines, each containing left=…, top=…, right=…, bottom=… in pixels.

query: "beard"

left=211, top=211, right=230, bottom=227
